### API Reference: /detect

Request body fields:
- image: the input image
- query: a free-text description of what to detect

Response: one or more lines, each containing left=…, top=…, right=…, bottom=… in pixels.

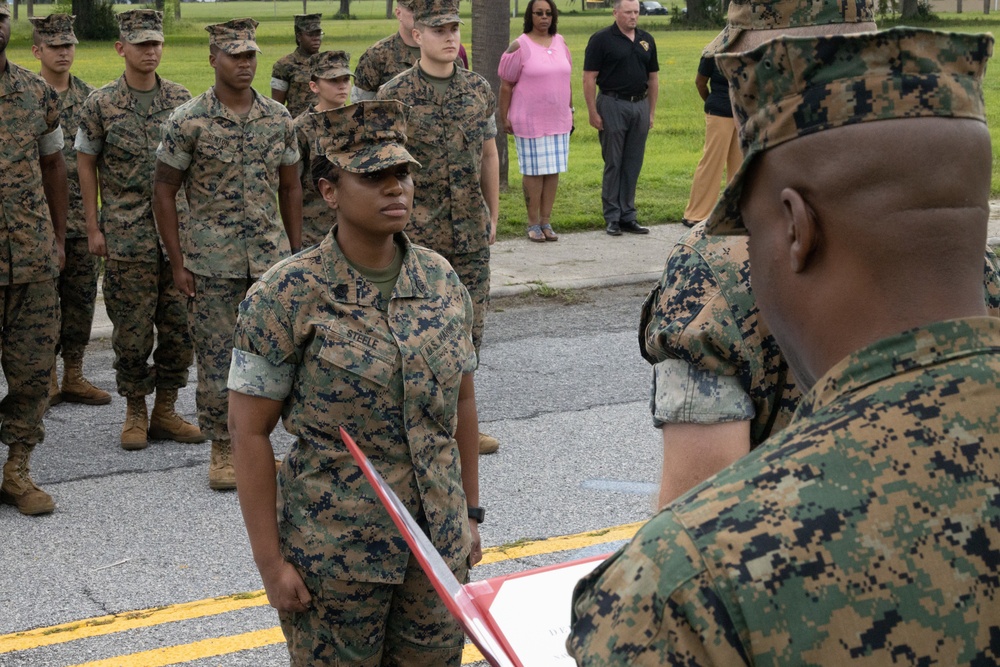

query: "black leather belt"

left=602, top=90, right=647, bottom=102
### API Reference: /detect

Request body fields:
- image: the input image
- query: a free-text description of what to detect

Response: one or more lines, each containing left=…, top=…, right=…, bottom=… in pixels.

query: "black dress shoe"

left=606, top=221, right=622, bottom=236
left=620, top=221, right=650, bottom=235
left=681, top=218, right=698, bottom=228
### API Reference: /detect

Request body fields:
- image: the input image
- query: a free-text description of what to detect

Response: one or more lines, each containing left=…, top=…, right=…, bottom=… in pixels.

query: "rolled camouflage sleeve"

left=640, top=242, right=755, bottom=427
left=280, top=114, right=301, bottom=167
left=74, top=95, right=105, bottom=155
left=156, top=110, right=195, bottom=172
left=983, top=246, right=1000, bottom=317
left=567, top=513, right=749, bottom=666
left=38, top=84, right=63, bottom=156
left=228, top=281, right=299, bottom=400
left=271, top=59, right=291, bottom=92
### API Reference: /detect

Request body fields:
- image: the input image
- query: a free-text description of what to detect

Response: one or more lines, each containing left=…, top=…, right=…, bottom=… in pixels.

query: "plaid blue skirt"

left=514, top=133, right=570, bottom=176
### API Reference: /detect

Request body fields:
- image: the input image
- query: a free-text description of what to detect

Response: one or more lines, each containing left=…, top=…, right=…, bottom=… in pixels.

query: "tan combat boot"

left=1, top=443, right=55, bottom=515
left=479, top=432, right=500, bottom=455
left=48, top=366, right=62, bottom=407
left=121, top=396, right=149, bottom=451
left=61, top=357, right=112, bottom=405
left=148, top=389, right=205, bottom=443
left=209, top=439, right=236, bottom=491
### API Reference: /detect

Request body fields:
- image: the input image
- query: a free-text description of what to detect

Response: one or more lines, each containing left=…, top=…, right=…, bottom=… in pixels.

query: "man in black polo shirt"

left=584, top=0, right=659, bottom=236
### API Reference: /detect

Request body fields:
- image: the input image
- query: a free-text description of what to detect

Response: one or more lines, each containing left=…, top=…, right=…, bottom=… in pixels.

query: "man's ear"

left=317, top=178, right=339, bottom=210
left=781, top=187, right=818, bottom=274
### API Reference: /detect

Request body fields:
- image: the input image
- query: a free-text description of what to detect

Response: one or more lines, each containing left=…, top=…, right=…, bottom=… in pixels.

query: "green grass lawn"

left=5, top=2, right=1000, bottom=237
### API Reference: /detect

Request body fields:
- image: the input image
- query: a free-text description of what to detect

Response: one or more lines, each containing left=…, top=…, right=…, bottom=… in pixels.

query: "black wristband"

left=468, top=506, right=485, bottom=524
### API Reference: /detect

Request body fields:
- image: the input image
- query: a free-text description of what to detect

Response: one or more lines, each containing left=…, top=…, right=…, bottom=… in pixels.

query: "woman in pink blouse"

left=499, top=0, right=573, bottom=242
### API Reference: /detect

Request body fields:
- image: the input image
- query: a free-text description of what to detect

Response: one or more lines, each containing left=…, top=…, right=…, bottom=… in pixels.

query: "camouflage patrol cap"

left=311, top=50, right=354, bottom=80
left=705, top=27, right=992, bottom=236
left=410, top=0, right=463, bottom=26
left=703, top=0, right=875, bottom=56
left=0, top=3, right=9, bottom=18
left=117, top=9, right=164, bottom=44
left=397, top=0, right=415, bottom=8
left=317, top=100, right=421, bottom=174
left=206, top=18, right=261, bottom=54
left=29, top=13, right=79, bottom=46
left=294, top=13, right=322, bottom=33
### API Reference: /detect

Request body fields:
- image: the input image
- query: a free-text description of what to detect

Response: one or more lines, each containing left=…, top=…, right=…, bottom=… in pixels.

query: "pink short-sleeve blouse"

left=498, top=32, right=573, bottom=139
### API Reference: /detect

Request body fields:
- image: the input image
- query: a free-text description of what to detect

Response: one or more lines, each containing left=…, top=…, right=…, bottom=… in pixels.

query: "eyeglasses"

left=533, top=10, right=553, bottom=16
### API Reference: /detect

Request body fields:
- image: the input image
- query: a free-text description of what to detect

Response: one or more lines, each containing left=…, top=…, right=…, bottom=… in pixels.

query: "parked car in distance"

left=639, top=0, right=668, bottom=14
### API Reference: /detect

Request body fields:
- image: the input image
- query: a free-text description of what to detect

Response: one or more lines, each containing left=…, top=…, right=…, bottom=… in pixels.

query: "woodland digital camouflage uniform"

left=376, top=61, right=496, bottom=352
left=157, top=56, right=299, bottom=440
left=570, top=28, right=1000, bottom=666
left=640, top=226, right=1000, bottom=448
left=294, top=111, right=333, bottom=248
left=75, top=72, right=194, bottom=397
left=270, top=14, right=322, bottom=117
left=0, top=52, right=62, bottom=445
left=52, top=73, right=97, bottom=361
left=229, top=232, right=476, bottom=664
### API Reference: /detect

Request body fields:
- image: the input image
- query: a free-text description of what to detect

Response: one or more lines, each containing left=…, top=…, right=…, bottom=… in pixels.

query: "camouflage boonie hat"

left=705, top=28, right=992, bottom=235
left=206, top=18, right=261, bottom=54
left=397, top=0, right=414, bottom=8
left=703, top=0, right=875, bottom=55
left=410, top=0, right=462, bottom=26
left=316, top=100, right=421, bottom=174
left=294, top=13, right=322, bottom=33
left=0, top=3, right=9, bottom=18
left=29, top=13, right=78, bottom=46
left=311, top=50, right=354, bottom=79
left=117, top=9, right=164, bottom=44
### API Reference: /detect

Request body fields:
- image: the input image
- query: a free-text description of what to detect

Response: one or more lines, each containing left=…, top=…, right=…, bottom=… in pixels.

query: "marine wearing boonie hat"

left=117, top=9, right=164, bottom=44
left=310, top=50, right=354, bottom=80
left=705, top=27, right=992, bottom=235
left=409, top=0, right=463, bottom=26
left=29, top=13, right=78, bottom=46
left=294, top=13, right=322, bottom=33
left=703, top=0, right=875, bottom=55
left=205, top=18, right=262, bottom=54
left=317, top=100, right=420, bottom=174
left=0, top=3, right=9, bottom=18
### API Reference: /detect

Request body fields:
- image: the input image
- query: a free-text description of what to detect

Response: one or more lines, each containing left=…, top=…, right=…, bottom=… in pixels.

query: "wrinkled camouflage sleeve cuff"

left=156, top=146, right=192, bottom=172
left=74, top=127, right=103, bottom=155
left=38, top=126, right=64, bottom=156
left=281, top=144, right=300, bottom=167
left=228, top=348, right=294, bottom=400
left=351, top=85, right=376, bottom=102
left=651, top=358, right=754, bottom=426
left=270, top=77, right=290, bottom=92
left=485, top=115, right=498, bottom=140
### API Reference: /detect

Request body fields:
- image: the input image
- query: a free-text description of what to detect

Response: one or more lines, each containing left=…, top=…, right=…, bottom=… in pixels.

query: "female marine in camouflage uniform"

left=228, top=100, right=482, bottom=666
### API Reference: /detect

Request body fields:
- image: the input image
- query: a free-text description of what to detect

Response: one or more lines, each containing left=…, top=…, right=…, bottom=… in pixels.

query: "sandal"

left=527, top=225, right=546, bottom=243
left=540, top=223, right=559, bottom=242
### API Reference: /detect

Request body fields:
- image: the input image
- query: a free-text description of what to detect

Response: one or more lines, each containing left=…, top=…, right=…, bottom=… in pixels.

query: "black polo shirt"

left=698, top=55, right=733, bottom=118
left=584, top=22, right=659, bottom=98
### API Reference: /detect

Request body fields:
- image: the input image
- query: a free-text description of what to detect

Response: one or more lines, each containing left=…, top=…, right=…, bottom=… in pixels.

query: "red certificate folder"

left=339, top=427, right=609, bottom=667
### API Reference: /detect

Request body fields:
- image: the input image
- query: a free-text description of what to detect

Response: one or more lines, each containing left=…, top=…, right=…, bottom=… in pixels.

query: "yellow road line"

left=0, top=591, right=269, bottom=655
left=71, top=627, right=285, bottom=667
left=4, top=521, right=641, bottom=658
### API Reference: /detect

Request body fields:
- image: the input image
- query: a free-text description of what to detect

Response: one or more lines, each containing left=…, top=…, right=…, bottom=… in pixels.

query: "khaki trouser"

left=682, top=113, right=743, bottom=223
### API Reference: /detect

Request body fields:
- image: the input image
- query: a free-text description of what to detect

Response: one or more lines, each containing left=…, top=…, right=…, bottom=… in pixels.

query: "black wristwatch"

left=468, top=506, right=485, bottom=524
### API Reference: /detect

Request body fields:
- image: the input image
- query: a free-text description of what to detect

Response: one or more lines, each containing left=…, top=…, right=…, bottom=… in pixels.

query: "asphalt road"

left=0, top=283, right=663, bottom=666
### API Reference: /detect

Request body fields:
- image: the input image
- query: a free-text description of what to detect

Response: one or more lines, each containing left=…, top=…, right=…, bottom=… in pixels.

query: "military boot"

left=1, top=443, right=55, bottom=515
left=48, top=365, right=62, bottom=407
left=61, top=357, right=112, bottom=405
left=148, top=389, right=205, bottom=443
left=479, top=432, right=500, bottom=455
left=209, top=439, right=236, bottom=491
left=121, top=396, right=149, bottom=451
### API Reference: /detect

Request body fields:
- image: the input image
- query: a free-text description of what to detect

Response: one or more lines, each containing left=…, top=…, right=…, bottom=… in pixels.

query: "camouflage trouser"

left=0, top=280, right=58, bottom=446
left=187, top=275, right=252, bottom=442
left=441, top=247, right=490, bottom=356
left=56, top=237, right=99, bottom=361
left=279, top=555, right=468, bottom=666
left=104, top=252, right=193, bottom=398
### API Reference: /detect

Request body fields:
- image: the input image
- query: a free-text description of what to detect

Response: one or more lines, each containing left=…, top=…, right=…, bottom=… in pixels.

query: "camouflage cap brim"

left=0, top=4, right=10, bottom=18
left=332, top=143, right=421, bottom=174
left=315, top=66, right=355, bottom=79
left=705, top=27, right=992, bottom=236
left=122, top=29, right=164, bottom=44
left=417, top=14, right=463, bottom=26
left=702, top=24, right=739, bottom=56
left=216, top=40, right=262, bottom=54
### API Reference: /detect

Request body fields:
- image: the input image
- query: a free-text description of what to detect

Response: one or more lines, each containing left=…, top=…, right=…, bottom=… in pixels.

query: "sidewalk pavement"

left=88, top=211, right=1000, bottom=341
